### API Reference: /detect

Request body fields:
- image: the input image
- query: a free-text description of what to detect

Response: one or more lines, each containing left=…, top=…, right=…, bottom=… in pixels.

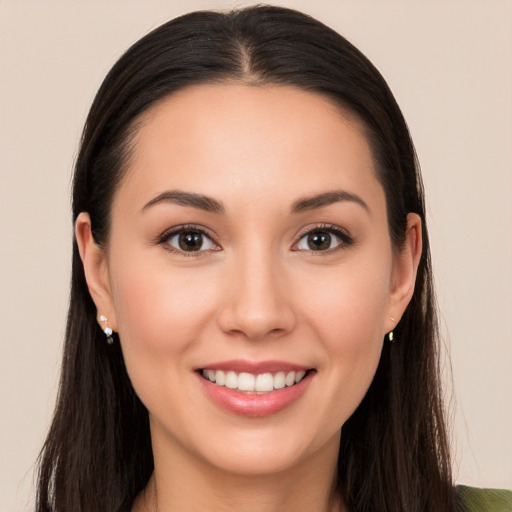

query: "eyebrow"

left=142, top=190, right=225, bottom=214
left=141, top=188, right=368, bottom=215
left=290, top=190, right=369, bottom=214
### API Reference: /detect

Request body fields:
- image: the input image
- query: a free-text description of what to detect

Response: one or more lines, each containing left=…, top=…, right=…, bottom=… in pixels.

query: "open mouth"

left=199, top=368, right=313, bottom=394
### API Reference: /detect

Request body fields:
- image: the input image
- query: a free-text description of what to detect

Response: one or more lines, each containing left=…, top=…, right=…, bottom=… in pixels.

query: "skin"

left=76, top=84, right=422, bottom=512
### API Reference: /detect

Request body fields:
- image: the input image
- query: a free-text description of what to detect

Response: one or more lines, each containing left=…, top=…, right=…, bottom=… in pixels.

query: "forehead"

left=117, top=83, right=383, bottom=214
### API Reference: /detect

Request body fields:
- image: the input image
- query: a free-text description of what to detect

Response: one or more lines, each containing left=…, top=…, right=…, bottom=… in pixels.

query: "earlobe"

left=75, top=212, right=118, bottom=331
left=386, top=213, right=423, bottom=332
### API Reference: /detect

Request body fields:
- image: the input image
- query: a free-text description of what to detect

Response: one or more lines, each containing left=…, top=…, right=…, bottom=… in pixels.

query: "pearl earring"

left=99, top=315, right=114, bottom=345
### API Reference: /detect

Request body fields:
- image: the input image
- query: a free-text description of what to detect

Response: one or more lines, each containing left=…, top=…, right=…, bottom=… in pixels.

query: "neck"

left=134, top=430, right=345, bottom=512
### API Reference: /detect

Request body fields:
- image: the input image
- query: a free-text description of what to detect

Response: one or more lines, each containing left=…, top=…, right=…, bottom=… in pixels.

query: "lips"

left=196, top=360, right=315, bottom=416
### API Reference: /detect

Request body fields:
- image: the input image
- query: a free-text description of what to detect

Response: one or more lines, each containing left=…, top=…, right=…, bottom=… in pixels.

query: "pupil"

left=179, top=232, right=202, bottom=251
left=308, top=232, right=331, bottom=250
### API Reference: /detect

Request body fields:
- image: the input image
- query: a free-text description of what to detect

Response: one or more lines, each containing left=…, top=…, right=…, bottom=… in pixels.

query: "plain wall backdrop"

left=1, top=1, right=511, bottom=510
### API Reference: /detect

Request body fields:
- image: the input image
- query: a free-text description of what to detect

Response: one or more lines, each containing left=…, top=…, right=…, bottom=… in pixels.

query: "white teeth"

left=215, top=370, right=225, bottom=385
left=255, top=373, right=274, bottom=392
left=202, top=368, right=308, bottom=392
left=273, top=371, right=286, bottom=389
left=225, top=371, right=238, bottom=389
left=238, top=372, right=255, bottom=391
left=285, top=371, right=295, bottom=387
left=295, top=370, right=306, bottom=383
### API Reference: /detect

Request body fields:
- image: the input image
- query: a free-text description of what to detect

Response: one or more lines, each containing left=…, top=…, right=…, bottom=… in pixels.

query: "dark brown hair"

left=36, top=6, right=455, bottom=511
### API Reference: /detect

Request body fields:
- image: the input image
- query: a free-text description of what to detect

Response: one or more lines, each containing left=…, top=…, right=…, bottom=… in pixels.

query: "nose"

left=217, top=252, right=296, bottom=341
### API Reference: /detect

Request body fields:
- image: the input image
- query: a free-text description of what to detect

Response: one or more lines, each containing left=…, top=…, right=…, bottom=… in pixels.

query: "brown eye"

left=295, top=227, right=351, bottom=252
left=179, top=232, right=203, bottom=251
left=306, top=232, right=332, bottom=251
left=167, top=230, right=217, bottom=252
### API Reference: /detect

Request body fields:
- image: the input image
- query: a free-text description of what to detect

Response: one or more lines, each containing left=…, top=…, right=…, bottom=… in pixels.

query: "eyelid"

left=155, top=224, right=221, bottom=253
left=291, top=223, right=354, bottom=252
left=154, top=222, right=352, bottom=254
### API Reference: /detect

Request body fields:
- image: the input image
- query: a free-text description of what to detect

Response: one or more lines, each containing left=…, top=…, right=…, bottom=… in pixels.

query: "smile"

left=201, top=369, right=307, bottom=393
left=197, top=361, right=315, bottom=416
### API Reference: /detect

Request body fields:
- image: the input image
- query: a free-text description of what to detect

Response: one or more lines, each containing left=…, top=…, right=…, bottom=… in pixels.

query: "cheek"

left=302, top=259, right=391, bottom=345
left=299, top=261, right=390, bottom=411
left=108, top=256, right=221, bottom=393
left=108, top=259, right=227, bottom=423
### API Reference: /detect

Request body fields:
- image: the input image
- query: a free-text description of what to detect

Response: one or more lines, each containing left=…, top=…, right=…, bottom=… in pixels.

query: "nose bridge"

left=218, top=243, right=295, bottom=340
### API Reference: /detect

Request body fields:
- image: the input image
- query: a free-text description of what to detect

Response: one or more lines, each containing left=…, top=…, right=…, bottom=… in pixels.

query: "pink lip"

left=196, top=360, right=315, bottom=417
left=196, top=359, right=310, bottom=374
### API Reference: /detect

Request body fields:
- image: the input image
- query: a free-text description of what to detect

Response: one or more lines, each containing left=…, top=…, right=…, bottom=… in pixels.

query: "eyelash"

left=292, top=223, right=354, bottom=253
left=156, top=223, right=354, bottom=256
left=156, top=224, right=220, bottom=257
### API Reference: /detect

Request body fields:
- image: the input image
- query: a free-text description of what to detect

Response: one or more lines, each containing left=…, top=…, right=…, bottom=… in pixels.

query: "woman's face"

left=79, top=84, right=420, bottom=477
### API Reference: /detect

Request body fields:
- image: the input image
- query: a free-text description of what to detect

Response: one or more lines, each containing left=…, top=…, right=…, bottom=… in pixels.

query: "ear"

left=75, top=212, right=118, bottom=331
left=385, top=213, right=422, bottom=333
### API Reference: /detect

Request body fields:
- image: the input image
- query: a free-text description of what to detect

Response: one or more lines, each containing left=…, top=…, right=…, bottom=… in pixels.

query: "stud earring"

left=99, top=315, right=114, bottom=345
left=388, top=316, right=395, bottom=342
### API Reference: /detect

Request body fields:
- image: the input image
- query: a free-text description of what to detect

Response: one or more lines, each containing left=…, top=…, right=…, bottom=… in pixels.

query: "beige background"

left=1, top=1, right=511, bottom=510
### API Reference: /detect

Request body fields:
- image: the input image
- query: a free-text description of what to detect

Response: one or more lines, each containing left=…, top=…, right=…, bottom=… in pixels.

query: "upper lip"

left=196, top=359, right=311, bottom=374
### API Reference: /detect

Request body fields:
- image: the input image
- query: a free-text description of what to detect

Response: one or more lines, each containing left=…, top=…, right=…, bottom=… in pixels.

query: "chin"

left=178, top=418, right=342, bottom=478
left=199, top=443, right=314, bottom=477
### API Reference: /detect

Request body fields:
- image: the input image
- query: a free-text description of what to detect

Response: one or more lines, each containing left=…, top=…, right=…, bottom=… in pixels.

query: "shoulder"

left=456, top=485, right=512, bottom=512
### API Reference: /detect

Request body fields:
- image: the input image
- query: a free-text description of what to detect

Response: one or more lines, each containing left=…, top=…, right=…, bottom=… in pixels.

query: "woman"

left=35, top=5, right=511, bottom=512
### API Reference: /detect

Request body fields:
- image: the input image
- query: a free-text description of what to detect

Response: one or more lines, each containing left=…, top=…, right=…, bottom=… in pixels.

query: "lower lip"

left=198, top=372, right=314, bottom=417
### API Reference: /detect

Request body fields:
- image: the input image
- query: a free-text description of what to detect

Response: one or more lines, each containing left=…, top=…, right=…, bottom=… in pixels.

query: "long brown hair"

left=36, top=6, right=455, bottom=511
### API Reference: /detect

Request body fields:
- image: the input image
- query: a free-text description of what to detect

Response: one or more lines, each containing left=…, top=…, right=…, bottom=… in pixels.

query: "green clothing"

left=457, top=485, right=512, bottom=512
